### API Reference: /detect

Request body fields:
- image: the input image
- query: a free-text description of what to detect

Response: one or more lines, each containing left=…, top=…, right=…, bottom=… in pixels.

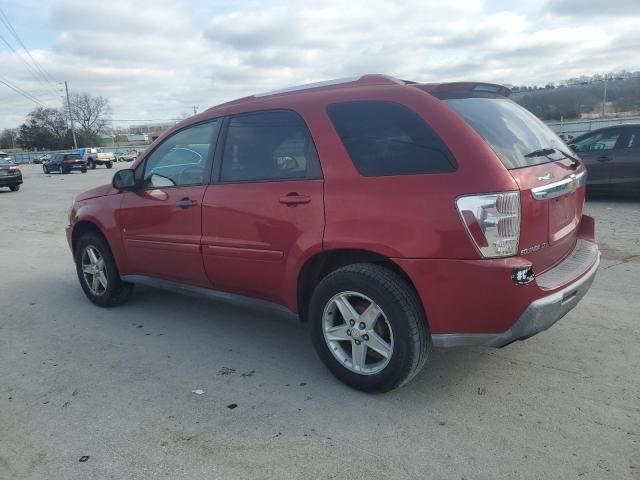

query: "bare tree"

left=69, top=92, right=112, bottom=145
left=19, top=108, right=72, bottom=150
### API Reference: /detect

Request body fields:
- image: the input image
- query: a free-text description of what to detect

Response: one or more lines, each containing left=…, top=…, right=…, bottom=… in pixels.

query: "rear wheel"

left=105, top=162, right=113, bottom=169
left=89, top=159, right=96, bottom=169
left=9, top=185, right=20, bottom=192
left=309, top=263, right=430, bottom=392
left=60, top=167, right=68, bottom=174
left=74, top=233, right=134, bottom=307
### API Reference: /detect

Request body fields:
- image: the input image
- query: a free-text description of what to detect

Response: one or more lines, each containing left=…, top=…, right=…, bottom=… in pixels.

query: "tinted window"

left=327, top=102, right=455, bottom=176
left=64, top=154, right=81, bottom=160
left=443, top=97, right=571, bottom=169
left=220, top=110, right=319, bottom=182
left=144, top=120, right=219, bottom=188
left=572, top=129, right=621, bottom=152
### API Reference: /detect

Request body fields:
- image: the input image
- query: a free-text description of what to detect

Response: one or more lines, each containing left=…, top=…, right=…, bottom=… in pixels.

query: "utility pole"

left=193, top=105, right=198, bottom=116
left=602, top=78, right=608, bottom=118
left=65, top=80, right=78, bottom=150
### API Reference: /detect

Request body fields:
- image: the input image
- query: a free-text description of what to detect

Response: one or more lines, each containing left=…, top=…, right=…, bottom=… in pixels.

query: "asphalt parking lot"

left=1, top=163, right=639, bottom=480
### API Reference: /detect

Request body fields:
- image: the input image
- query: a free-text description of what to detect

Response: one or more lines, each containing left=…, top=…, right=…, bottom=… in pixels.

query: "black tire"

left=105, top=162, right=113, bottom=169
left=309, top=263, right=430, bottom=392
left=74, top=232, right=134, bottom=308
left=60, top=167, right=68, bottom=174
left=81, top=168, right=87, bottom=173
left=89, top=159, right=96, bottom=169
left=9, top=185, right=20, bottom=192
left=43, top=165, right=49, bottom=174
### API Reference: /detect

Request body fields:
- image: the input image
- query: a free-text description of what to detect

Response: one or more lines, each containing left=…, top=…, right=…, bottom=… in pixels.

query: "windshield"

left=442, top=97, right=570, bottom=169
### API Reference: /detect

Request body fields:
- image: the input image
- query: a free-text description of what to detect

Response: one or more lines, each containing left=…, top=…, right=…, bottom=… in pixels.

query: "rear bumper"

left=0, top=174, right=22, bottom=186
left=432, top=249, right=600, bottom=347
left=394, top=214, right=599, bottom=348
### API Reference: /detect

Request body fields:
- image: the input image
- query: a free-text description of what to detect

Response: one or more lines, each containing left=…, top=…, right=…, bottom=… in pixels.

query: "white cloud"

left=0, top=0, right=639, bottom=130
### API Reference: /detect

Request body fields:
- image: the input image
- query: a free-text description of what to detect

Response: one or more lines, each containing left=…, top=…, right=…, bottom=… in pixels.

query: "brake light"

left=456, top=192, right=520, bottom=258
left=9, top=166, right=20, bottom=173
left=63, top=159, right=74, bottom=164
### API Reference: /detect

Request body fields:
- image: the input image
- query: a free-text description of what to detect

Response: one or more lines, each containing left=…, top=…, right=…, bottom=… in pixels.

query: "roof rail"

left=253, top=74, right=404, bottom=98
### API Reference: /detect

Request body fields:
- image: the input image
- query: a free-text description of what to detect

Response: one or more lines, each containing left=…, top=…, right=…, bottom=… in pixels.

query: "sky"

left=0, top=0, right=639, bottom=130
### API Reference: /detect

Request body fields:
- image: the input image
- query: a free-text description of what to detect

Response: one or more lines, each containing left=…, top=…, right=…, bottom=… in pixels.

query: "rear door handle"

left=597, top=156, right=612, bottom=162
left=279, top=193, right=311, bottom=205
left=176, top=198, right=197, bottom=209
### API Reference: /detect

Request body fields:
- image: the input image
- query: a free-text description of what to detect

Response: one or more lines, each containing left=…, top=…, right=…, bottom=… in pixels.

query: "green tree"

left=18, top=107, right=71, bottom=150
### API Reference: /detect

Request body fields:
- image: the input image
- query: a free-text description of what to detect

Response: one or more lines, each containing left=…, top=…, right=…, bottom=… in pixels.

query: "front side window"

left=572, top=129, right=622, bottom=152
left=220, top=110, right=319, bottom=182
left=327, top=101, right=456, bottom=176
left=143, top=120, right=219, bottom=188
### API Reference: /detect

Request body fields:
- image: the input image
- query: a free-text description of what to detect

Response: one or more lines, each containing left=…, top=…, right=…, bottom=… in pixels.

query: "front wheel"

left=81, top=168, right=87, bottom=173
left=309, top=263, right=430, bottom=392
left=9, top=185, right=20, bottom=192
left=74, top=233, right=134, bottom=307
left=89, top=160, right=96, bottom=169
left=43, top=165, right=49, bottom=174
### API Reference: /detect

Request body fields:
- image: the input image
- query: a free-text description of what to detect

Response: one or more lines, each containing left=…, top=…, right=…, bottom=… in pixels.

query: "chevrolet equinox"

left=67, top=75, right=600, bottom=391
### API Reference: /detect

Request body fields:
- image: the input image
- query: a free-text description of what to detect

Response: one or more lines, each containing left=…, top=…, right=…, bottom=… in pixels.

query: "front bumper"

left=432, top=247, right=600, bottom=348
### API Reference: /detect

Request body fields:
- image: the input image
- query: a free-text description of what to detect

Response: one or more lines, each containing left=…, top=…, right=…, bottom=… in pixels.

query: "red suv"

left=67, top=75, right=600, bottom=392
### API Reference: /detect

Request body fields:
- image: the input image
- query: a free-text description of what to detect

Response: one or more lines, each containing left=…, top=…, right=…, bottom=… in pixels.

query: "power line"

left=0, top=7, right=57, bottom=87
left=0, top=76, right=48, bottom=107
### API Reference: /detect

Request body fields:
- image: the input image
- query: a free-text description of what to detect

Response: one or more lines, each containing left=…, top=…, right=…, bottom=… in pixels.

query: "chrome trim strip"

left=530, top=171, right=587, bottom=200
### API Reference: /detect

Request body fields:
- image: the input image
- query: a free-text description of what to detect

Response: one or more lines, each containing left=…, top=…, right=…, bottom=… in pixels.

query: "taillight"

left=64, top=160, right=73, bottom=164
left=9, top=166, right=20, bottom=173
left=456, top=192, right=520, bottom=258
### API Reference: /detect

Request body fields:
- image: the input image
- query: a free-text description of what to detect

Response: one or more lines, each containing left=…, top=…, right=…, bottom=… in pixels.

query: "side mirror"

left=112, top=169, right=137, bottom=191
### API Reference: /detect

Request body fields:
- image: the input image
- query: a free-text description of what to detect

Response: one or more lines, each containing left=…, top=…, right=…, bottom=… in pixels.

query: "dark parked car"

left=0, top=157, right=22, bottom=191
left=568, top=125, right=640, bottom=194
left=43, top=153, right=88, bottom=174
left=67, top=75, right=599, bottom=392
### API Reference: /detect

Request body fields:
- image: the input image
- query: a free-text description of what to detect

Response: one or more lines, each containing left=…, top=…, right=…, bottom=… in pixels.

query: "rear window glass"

left=64, top=154, right=81, bottom=160
left=327, top=101, right=456, bottom=176
left=442, top=97, right=570, bottom=169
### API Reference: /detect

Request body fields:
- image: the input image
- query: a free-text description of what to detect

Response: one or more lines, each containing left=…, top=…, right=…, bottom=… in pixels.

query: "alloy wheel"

left=81, top=246, right=108, bottom=296
left=322, top=291, right=394, bottom=375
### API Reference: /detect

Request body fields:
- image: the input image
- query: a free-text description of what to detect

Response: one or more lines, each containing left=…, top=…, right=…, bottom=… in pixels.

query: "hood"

left=76, top=183, right=117, bottom=201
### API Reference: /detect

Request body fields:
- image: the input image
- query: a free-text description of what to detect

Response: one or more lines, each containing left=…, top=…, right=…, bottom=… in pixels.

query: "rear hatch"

left=438, top=91, right=585, bottom=273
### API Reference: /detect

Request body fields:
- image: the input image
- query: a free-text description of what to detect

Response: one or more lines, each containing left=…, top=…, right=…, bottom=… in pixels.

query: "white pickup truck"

left=78, top=147, right=115, bottom=169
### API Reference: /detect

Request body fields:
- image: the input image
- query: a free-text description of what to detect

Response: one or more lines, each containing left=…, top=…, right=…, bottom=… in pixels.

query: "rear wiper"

left=524, top=148, right=556, bottom=158
left=525, top=147, right=581, bottom=169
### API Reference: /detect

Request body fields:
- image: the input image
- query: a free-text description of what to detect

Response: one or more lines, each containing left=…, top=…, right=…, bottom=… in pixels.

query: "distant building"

left=127, top=134, right=149, bottom=143
left=99, top=135, right=115, bottom=146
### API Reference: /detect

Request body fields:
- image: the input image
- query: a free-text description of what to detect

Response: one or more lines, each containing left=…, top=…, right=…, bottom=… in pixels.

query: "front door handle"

left=597, top=156, right=612, bottom=162
left=279, top=193, right=311, bottom=205
left=176, top=198, right=197, bottom=209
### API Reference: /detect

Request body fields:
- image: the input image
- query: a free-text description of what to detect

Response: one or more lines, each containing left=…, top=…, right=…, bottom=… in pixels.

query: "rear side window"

left=327, top=101, right=456, bottom=176
left=442, top=97, right=571, bottom=169
left=220, top=110, right=320, bottom=182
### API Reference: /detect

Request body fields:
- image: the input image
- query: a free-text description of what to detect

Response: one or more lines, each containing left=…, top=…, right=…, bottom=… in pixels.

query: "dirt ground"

left=1, top=164, right=638, bottom=479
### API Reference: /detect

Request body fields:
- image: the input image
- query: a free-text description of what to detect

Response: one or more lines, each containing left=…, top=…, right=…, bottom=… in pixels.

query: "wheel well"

left=71, top=221, right=106, bottom=255
left=296, top=249, right=418, bottom=322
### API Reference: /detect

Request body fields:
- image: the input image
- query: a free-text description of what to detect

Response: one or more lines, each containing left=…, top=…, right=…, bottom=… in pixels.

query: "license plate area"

left=548, top=193, right=579, bottom=243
